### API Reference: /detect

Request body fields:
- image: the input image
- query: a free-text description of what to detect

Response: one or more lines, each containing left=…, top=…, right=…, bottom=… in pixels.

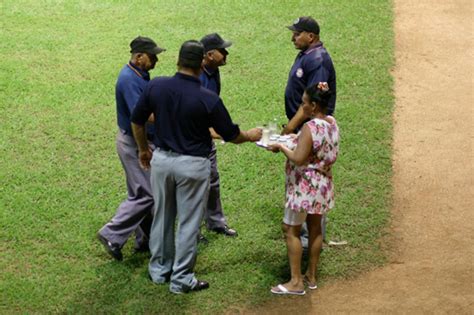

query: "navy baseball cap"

left=287, top=16, right=320, bottom=35
left=200, top=33, right=232, bottom=53
left=130, top=36, right=165, bottom=55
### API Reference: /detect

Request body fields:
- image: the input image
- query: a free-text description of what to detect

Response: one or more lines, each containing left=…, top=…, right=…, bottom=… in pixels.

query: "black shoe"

left=171, top=280, right=209, bottom=294
left=188, top=280, right=209, bottom=292
left=211, top=225, right=237, bottom=237
left=97, top=233, right=123, bottom=261
left=197, top=233, right=209, bottom=244
left=134, top=243, right=149, bottom=254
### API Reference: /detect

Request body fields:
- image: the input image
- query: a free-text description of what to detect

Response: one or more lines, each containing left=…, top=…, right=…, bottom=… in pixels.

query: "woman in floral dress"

left=269, top=82, right=339, bottom=295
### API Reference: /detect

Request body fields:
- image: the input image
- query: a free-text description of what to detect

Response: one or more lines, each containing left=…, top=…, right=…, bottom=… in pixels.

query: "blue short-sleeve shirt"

left=199, top=66, right=221, bottom=95
left=284, top=42, right=336, bottom=119
left=116, top=63, right=154, bottom=135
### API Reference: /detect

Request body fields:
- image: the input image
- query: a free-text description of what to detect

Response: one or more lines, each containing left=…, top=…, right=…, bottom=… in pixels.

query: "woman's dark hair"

left=304, top=84, right=332, bottom=113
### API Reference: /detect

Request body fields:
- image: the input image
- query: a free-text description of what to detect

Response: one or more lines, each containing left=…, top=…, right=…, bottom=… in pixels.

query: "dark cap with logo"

left=200, top=33, right=232, bottom=53
left=178, top=40, right=205, bottom=69
left=287, top=16, right=320, bottom=35
left=130, top=36, right=166, bottom=55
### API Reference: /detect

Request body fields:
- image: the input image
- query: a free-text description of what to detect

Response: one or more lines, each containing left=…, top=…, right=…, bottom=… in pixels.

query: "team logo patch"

left=296, top=68, right=304, bottom=78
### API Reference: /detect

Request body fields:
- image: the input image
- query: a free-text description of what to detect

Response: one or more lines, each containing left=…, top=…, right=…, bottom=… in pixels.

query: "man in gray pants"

left=199, top=33, right=237, bottom=239
left=131, top=40, right=261, bottom=294
left=97, top=36, right=165, bottom=261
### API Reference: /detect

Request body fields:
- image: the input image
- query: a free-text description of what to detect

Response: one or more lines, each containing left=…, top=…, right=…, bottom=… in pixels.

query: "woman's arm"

left=272, top=124, right=313, bottom=166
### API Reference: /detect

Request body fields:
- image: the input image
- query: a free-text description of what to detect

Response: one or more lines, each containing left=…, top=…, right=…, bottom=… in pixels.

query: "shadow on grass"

left=60, top=237, right=288, bottom=314
left=60, top=249, right=189, bottom=314
left=62, top=203, right=291, bottom=313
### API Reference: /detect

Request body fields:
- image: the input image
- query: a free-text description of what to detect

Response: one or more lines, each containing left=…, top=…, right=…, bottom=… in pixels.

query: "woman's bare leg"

left=304, top=213, right=323, bottom=286
left=273, top=223, right=305, bottom=291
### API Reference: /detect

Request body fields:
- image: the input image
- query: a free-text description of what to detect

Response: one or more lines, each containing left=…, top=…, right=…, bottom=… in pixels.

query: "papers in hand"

left=256, top=135, right=294, bottom=149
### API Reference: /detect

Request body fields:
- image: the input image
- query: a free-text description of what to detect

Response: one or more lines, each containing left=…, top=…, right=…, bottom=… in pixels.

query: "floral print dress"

left=285, top=117, right=339, bottom=215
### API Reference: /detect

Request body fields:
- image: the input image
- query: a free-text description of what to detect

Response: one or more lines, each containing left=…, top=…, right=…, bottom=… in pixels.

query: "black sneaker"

left=189, top=280, right=209, bottom=292
left=211, top=225, right=237, bottom=237
left=171, top=280, right=210, bottom=294
left=97, top=233, right=123, bottom=261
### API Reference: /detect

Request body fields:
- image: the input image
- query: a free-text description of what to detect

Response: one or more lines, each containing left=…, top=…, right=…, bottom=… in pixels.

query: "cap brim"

left=287, top=25, right=302, bottom=32
left=219, top=40, right=232, bottom=49
left=203, top=40, right=232, bottom=53
left=149, top=47, right=166, bottom=55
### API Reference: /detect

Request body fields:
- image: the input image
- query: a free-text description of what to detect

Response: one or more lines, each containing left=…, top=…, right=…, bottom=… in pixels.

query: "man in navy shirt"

left=97, top=36, right=165, bottom=261
left=199, top=33, right=237, bottom=239
left=131, top=40, right=261, bottom=294
left=283, top=16, right=336, bottom=134
left=282, top=17, right=337, bottom=251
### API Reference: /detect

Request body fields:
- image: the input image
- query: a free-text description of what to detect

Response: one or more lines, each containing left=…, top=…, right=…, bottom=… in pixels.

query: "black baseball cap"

left=178, top=40, right=205, bottom=69
left=287, top=16, right=320, bottom=35
left=130, top=36, right=165, bottom=55
left=200, top=33, right=232, bottom=53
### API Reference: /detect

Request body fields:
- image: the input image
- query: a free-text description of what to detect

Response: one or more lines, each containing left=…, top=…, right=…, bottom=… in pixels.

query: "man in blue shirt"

left=282, top=17, right=336, bottom=254
left=131, top=40, right=261, bottom=294
left=199, top=33, right=237, bottom=239
left=283, top=16, right=336, bottom=134
left=97, top=36, right=165, bottom=261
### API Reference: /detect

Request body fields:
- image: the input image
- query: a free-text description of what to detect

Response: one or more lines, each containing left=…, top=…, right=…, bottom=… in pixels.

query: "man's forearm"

left=229, top=130, right=250, bottom=144
left=131, top=122, right=148, bottom=152
left=209, top=127, right=222, bottom=140
left=283, top=106, right=307, bottom=134
left=229, top=128, right=261, bottom=144
left=147, top=113, right=155, bottom=123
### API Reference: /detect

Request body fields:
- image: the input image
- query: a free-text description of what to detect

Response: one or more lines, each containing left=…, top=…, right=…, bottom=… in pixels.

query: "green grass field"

left=1, top=1, right=394, bottom=313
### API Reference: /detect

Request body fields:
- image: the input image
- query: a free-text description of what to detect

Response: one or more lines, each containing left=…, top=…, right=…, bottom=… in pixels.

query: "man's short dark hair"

left=178, top=40, right=204, bottom=69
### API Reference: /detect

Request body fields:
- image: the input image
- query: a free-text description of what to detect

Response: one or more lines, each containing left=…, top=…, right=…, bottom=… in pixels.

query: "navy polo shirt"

left=284, top=42, right=336, bottom=119
left=116, top=62, right=154, bottom=136
left=199, top=66, right=221, bottom=95
left=131, top=72, right=240, bottom=157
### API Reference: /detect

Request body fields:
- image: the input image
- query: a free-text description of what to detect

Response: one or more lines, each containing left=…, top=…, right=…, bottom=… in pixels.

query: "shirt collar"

left=202, top=65, right=219, bottom=76
left=303, top=41, right=323, bottom=55
left=128, top=62, right=150, bottom=81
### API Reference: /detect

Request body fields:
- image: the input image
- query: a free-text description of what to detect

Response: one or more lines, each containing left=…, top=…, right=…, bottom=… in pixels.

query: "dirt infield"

left=251, top=0, right=473, bottom=313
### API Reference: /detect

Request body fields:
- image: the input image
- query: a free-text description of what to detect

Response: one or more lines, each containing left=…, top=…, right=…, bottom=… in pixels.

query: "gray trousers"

left=205, top=142, right=227, bottom=229
left=99, top=130, right=154, bottom=249
left=148, top=149, right=210, bottom=293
